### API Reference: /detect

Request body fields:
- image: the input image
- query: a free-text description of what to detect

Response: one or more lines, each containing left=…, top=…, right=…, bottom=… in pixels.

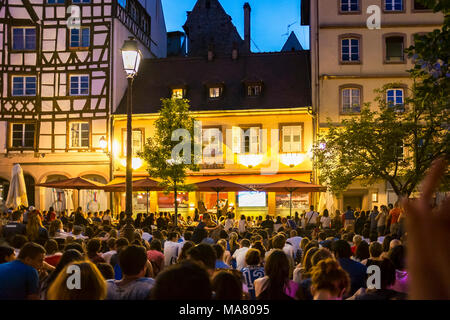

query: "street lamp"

left=121, top=37, right=142, bottom=217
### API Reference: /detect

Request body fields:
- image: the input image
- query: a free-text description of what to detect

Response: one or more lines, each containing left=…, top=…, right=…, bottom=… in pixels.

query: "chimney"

left=244, top=3, right=251, bottom=52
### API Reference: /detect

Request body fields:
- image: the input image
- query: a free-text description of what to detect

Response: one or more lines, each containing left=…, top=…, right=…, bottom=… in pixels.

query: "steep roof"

left=115, top=51, right=312, bottom=114
left=282, top=32, right=304, bottom=52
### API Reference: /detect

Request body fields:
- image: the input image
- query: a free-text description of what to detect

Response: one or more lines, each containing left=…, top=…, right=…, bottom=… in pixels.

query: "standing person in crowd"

left=343, top=206, right=355, bottom=231
left=223, top=213, right=235, bottom=232
left=273, top=216, right=283, bottom=233
left=388, top=201, right=403, bottom=235
left=1, top=210, right=26, bottom=243
left=241, top=248, right=265, bottom=300
left=106, top=245, right=155, bottom=300
left=369, top=206, right=379, bottom=235
left=255, top=250, right=298, bottom=300
left=0, top=242, right=45, bottom=300
left=376, top=205, right=388, bottom=236
left=320, top=209, right=331, bottom=229
left=354, top=211, right=366, bottom=235
left=238, top=215, right=247, bottom=235
left=260, top=215, right=274, bottom=234
left=163, top=232, right=184, bottom=266
left=47, top=260, right=107, bottom=300
left=305, top=206, right=319, bottom=230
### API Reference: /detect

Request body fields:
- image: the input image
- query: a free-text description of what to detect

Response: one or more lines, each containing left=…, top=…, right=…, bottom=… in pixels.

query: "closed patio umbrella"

left=6, top=164, right=28, bottom=209
left=258, top=179, right=326, bottom=216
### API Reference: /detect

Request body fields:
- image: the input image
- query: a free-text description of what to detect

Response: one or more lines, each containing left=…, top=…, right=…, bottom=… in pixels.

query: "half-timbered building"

left=0, top=0, right=166, bottom=211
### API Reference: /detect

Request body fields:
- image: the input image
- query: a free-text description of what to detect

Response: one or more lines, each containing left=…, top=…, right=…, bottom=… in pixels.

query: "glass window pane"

left=13, top=29, right=24, bottom=50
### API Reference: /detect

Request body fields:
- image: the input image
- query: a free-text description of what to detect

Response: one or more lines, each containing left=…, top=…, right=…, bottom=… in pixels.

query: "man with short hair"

left=260, top=215, right=274, bottom=234
left=0, top=242, right=46, bottom=299
left=106, top=245, right=154, bottom=300
left=1, top=210, right=26, bottom=243
left=187, top=243, right=217, bottom=276
left=232, top=239, right=251, bottom=271
left=163, top=232, right=184, bottom=266
left=305, top=205, right=319, bottom=229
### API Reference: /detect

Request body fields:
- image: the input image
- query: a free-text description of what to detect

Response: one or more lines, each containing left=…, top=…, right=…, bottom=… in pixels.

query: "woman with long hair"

left=40, top=249, right=83, bottom=299
left=26, top=212, right=49, bottom=245
left=47, top=260, right=107, bottom=300
left=48, top=219, right=71, bottom=239
left=255, top=250, right=298, bottom=300
left=310, top=258, right=350, bottom=300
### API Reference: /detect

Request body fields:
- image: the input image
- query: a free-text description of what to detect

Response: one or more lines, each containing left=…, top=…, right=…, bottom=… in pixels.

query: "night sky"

left=161, top=0, right=310, bottom=52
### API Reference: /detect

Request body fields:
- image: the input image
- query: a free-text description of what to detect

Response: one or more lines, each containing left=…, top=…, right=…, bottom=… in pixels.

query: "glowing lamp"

left=238, top=154, right=263, bottom=168
left=121, top=37, right=142, bottom=78
left=280, top=153, right=305, bottom=168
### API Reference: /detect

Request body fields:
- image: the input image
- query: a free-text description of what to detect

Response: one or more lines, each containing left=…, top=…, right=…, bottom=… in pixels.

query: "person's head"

left=119, top=245, right=148, bottom=277
left=0, top=246, right=15, bottom=264
left=290, top=230, right=298, bottom=238
left=388, top=203, right=394, bottom=210
left=26, top=213, right=44, bottom=241
left=382, top=235, right=394, bottom=252
left=187, top=243, right=216, bottom=274
left=302, top=247, right=320, bottom=274
left=86, top=239, right=102, bottom=256
left=355, top=241, right=370, bottom=261
left=47, top=260, right=107, bottom=300
left=369, top=241, right=383, bottom=258
left=211, top=270, right=243, bottom=300
left=49, top=219, right=63, bottom=237
left=149, top=239, right=162, bottom=252
left=168, top=232, right=179, bottom=242
left=311, top=248, right=333, bottom=267
left=300, top=238, right=310, bottom=252
left=353, top=235, right=362, bottom=248
left=310, top=205, right=314, bottom=211
left=373, top=206, right=378, bottom=212
left=115, top=237, right=130, bottom=250
left=310, top=258, right=350, bottom=300
left=331, top=240, right=352, bottom=259
left=271, top=234, right=286, bottom=250
left=44, top=239, right=59, bottom=255
left=212, top=244, right=225, bottom=262
left=240, top=239, right=251, bottom=248
left=275, top=216, right=281, bottom=223
left=106, top=238, right=116, bottom=251
left=390, top=239, right=402, bottom=250
left=178, top=241, right=195, bottom=262
left=18, top=242, right=46, bottom=270
left=64, top=242, right=84, bottom=253
left=96, top=263, right=114, bottom=280
left=371, top=258, right=397, bottom=289
left=323, top=209, right=329, bottom=218
left=388, top=245, right=406, bottom=271
left=245, top=248, right=261, bottom=266
left=318, top=232, right=326, bottom=241
left=151, top=261, right=212, bottom=300
left=11, top=234, right=28, bottom=250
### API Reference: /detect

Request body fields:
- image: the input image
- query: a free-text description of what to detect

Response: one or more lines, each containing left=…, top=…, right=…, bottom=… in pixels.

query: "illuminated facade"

left=0, top=0, right=167, bottom=211
left=302, top=0, right=444, bottom=210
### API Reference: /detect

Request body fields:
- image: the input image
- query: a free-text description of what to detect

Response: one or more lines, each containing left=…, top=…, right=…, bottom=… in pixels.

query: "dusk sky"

left=161, top=0, right=310, bottom=52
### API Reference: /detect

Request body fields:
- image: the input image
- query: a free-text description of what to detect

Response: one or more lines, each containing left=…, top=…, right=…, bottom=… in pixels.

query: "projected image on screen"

left=238, top=192, right=267, bottom=207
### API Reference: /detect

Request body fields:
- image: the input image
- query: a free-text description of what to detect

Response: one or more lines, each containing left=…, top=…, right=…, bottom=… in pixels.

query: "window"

left=12, top=27, right=36, bottom=51
left=122, top=129, right=143, bottom=157
left=281, top=125, right=302, bottom=153
left=341, top=87, right=361, bottom=113
left=209, top=87, right=222, bottom=99
left=69, top=28, right=90, bottom=49
left=341, top=0, right=359, bottom=12
left=413, top=1, right=431, bottom=10
left=385, top=0, right=403, bottom=11
left=247, top=84, right=262, bottom=97
left=47, top=0, right=65, bottom=3
left=70, top=122, right=89, bottom=148
left=69, top=75, right=89, bottom=96
left=385, top=36, right=404, bottom=62
left=11, top=123, right=35, bottom=148
left=72, top=0, right=90, bottom=3
left=12, top=76, right=37, bottom=96
left=232, top=126, right=261, bottom=154
left=172, top=88, right=184, bottom=99
left=202, top=128, right=222, bottom=163
left=341, top=38, right=360, bottom=62
left=387, top=88, right=404, bottom=109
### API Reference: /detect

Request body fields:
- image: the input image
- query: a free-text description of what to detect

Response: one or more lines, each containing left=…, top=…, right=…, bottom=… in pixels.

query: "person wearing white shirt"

left=232, top=239, right=251, bottom=270
left=102, top=238, right=117, bottom=264
left=223, top=214, right=235, bottom=232
left=287, top=230, right=302, bottom=259
left=320, top=209, right=332, bottom=229
left=238, top=215, right=247, bottom=235
left=305, top=205, right=319, bottom=227
left=163, top=232, right=184, bottom=266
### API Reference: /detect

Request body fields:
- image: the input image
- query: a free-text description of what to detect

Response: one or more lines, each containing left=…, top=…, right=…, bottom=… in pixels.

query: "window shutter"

left=232, top=126, right=241, bottom=153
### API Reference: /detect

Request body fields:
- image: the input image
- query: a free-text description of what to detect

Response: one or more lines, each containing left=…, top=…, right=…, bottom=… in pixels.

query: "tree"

left=139, top=98, right=199, bottom=225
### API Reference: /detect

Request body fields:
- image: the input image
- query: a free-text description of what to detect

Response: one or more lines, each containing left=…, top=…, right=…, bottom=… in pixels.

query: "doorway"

left=343, top=196, right=362, bottom=211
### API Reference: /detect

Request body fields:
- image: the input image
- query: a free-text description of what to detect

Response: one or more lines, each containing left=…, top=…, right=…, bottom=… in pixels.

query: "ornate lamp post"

left=121, top=37, right=142, bottom=217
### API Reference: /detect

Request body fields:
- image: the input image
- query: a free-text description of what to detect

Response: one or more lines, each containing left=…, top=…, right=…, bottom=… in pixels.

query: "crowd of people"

left=0, top=159, right=448, bottom=300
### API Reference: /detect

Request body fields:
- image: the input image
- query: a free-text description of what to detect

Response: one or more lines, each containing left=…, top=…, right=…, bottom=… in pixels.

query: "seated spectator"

left=150, top=261, right=212, bottom=300
left=26, top=213, right=49, bottom=246
left=332, top=240, right=367, bottom=296
left=106, top=245, right=154, bottom=300
left=241, top=248, right=265, bottom=300
left=232, top=239, right=251, bottom=271
left=310, top=258, right=350, bottom=300
left=101, top=238, right=117, bottom=264
left=0, top=242, right=46, bottom=300
left=44, top=239, right=62, bottom=267
left=147, top=239, right=165, bottom=276
left=353, top=258, right=406, bottom=300
left=40, top=249, right=83, bottom=299
left=354, top=241, right=370, bottom=263
left=187, top=243, right=216, bottom=276
left=86, top=239, right=106, bottom=264
left=0, top=245, right=15, bottom=264
left=47, top=260, right=107, bottom=300
left=10, top=234, right=28, bottom=257
left=213, top=244, right=230, bottom=269
left=255, top=250, right=298, bottom=300
left=1, top=210, right=26, bottom=243
left=362, top=241, right=384, bottom=265
left=163, top=232, right=184, bottom=266
left=48, top=219, right=71, bottom=239
left=212, top=270, right=243, bottom=300
left=97, top=263, right=115, bottom=280
left=388, top=245, right=408, bottom=294
left=109, top=237, right=130, bottom=280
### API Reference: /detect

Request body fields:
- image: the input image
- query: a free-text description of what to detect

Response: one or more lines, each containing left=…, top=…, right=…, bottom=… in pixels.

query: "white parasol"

left=6, top=164, right=28, bottom=209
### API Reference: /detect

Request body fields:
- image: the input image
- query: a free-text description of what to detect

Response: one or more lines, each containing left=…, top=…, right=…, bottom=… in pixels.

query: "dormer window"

left=209, top=87, right=222, bottom=99
left=246, top=82, right=263, bottom=97
left=172, top=88, right=185, bottom=99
